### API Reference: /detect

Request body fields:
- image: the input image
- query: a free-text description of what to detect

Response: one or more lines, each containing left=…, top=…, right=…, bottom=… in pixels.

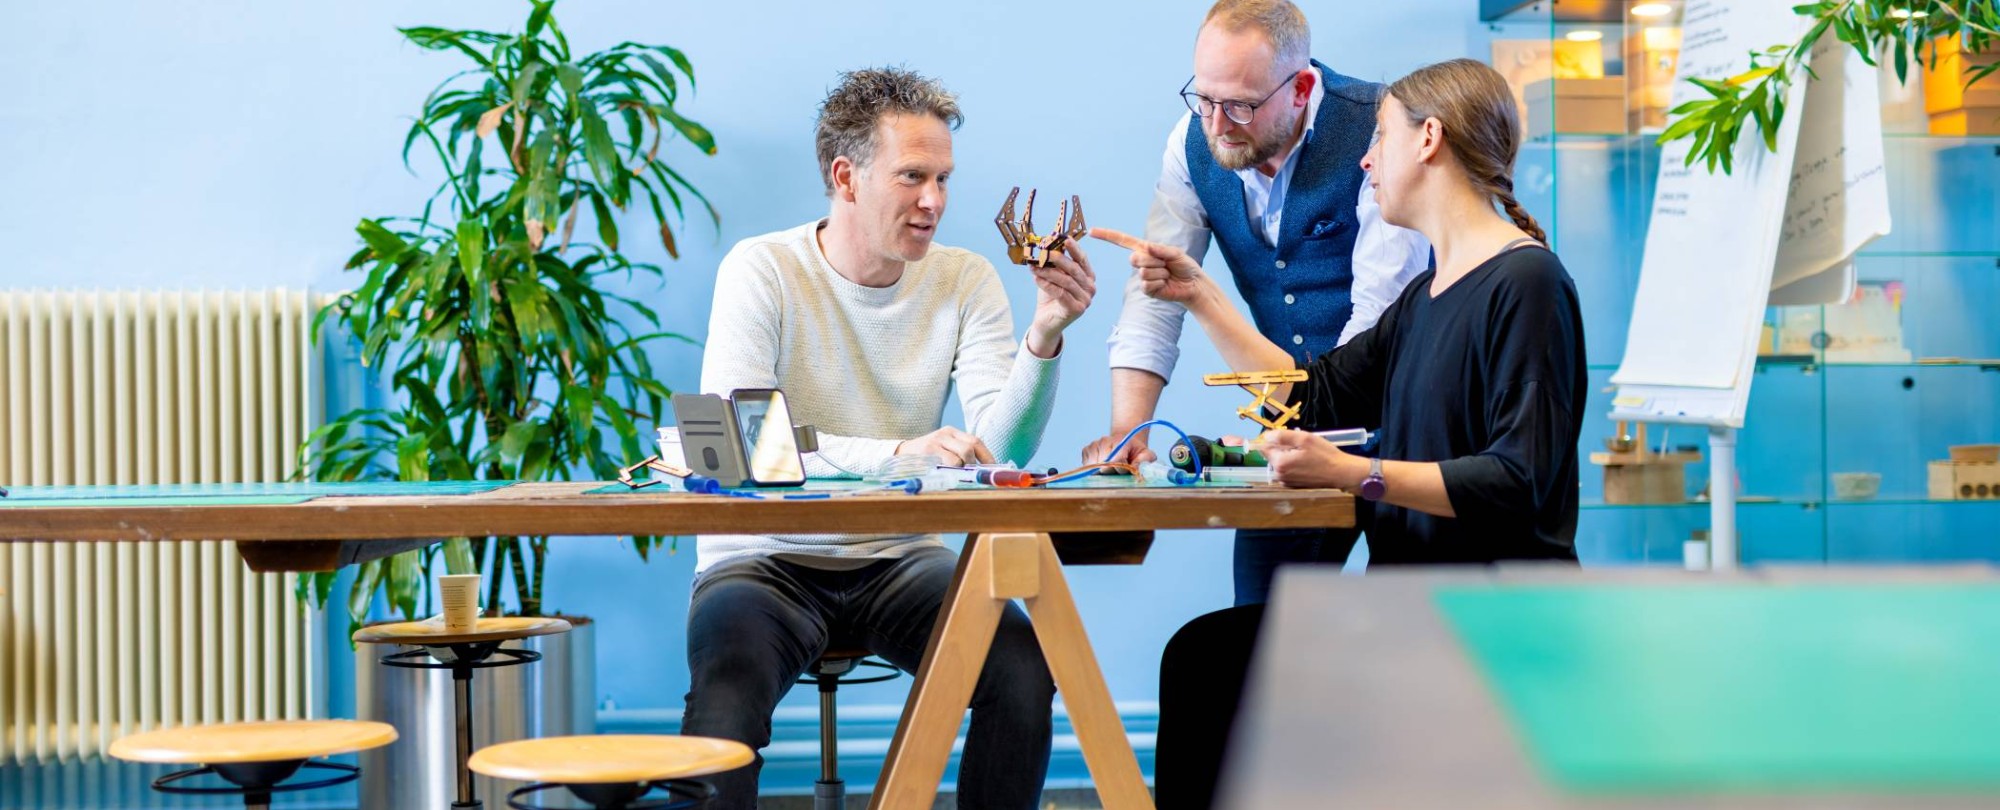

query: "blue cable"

left=1103, top=419, right=1203, bottom=478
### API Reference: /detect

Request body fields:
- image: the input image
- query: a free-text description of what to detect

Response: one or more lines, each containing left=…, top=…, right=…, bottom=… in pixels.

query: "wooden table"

left=0, top=480, right=1353, bottom=810
left=1220, top=565, right=2000, bottom=809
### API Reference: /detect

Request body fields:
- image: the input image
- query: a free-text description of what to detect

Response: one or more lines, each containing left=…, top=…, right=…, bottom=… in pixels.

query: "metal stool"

left=108, top=719, right=397, bottom=810
left=355, top=616, right=572, bottom=810
left=798, top=646, right=902, bottom=810
left=469, top=734, right=753, bottom=809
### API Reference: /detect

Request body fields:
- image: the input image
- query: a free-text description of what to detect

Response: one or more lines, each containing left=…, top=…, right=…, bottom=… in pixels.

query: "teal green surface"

left=0, top=481, right=516, bottom=502
left=0, top=495, right=315, bottom=508
left=1435, top=585, right=2000, bottom=795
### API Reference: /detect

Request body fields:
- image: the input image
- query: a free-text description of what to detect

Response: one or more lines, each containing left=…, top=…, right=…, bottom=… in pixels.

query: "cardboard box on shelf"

left=1591, top=423, right=1700, bottom=505
left=1624, top=25, right=1682, bottom=132
left=1928, top=107, right=2000, bottom=135
left=1928, top=460, right=2000, bottom=500
left=1524, top=77, right=1626, bottom=138
left=1492, top=38, right=1607, bottom=126
left=1923, top=36, right=2000, bottom=112
left=1950, top=444, right=2000, bottom=464
left=1924, top=36, right=2000, bottom=135
left=1776, top=281, right=1912, bottom=363
left=1599, top=457, right=1696, bottom=504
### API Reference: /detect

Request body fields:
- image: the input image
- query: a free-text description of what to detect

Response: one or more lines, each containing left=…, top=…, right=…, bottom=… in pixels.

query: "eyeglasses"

left=1181, top=74, right=1296, bottom=125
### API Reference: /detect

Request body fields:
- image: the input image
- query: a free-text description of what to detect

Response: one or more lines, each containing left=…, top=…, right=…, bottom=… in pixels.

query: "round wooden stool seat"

left=109, top=720, right=397, bottom=764
left=470, top=735, right=752, bottom=785
left=352, top=615, right=571, bottom=646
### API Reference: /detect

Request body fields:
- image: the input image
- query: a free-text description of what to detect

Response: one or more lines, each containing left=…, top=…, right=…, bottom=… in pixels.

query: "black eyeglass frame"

left=1180, top=73, right=1300, bottom=125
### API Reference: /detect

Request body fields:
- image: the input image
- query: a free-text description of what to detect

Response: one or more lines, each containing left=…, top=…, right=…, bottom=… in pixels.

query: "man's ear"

left=1288, top=67, right=1314, bottom=108
left=829, top=155, right=858, bottom=203
left=1416, top=118, right=1446, bottom=164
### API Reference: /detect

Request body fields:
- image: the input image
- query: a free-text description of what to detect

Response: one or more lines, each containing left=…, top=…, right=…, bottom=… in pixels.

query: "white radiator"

left=0, top=290, right=327, bottom=764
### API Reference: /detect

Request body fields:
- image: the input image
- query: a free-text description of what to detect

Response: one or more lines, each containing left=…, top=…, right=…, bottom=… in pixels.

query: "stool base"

left=506, top=779, right=715, bottom=810
left=814, top=778, right=844, bottom=810
left=380, top=641, right=542, bottom=810
left=152, top=759, right=361, bottom=810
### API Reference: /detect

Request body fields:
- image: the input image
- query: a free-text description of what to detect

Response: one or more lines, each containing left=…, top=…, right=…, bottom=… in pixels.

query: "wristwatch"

left=1358, top=457, right=1387, bottom=501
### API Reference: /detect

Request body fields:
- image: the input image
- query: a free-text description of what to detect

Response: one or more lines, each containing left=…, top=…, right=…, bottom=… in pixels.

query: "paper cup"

left=439, top=574, right=481, bottom=632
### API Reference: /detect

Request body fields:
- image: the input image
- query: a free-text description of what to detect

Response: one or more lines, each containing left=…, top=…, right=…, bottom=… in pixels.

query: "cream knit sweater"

left=694, top=219, right=1060, bottom=572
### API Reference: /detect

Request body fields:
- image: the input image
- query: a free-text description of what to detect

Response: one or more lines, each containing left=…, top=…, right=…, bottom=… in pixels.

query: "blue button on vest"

left=1186, top=60, right=1380, bottom=364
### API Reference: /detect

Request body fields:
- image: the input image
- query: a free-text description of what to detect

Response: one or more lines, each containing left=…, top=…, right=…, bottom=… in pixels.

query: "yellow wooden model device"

left=1205, top=370, right=1310, bottom=432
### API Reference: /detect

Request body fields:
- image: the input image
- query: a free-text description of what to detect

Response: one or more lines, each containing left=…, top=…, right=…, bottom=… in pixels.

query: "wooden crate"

left=1593, top=450, right=1701, bottom=505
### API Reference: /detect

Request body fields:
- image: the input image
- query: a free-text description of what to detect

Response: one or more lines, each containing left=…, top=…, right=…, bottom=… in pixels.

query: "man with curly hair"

left=683, top=66, right=1098, bottom=809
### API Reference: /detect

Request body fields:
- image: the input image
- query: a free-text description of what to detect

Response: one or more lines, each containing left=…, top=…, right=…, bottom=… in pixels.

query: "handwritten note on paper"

left=1772, top=38, right=1891, bottom=302
left=1613, top=0, right=1889, bottom=427
left=1614, top=0, right=1813, bottom=392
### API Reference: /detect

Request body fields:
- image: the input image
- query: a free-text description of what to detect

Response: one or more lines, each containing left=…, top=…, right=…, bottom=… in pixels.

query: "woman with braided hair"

left=1093, top=57, right=1586, bottom=808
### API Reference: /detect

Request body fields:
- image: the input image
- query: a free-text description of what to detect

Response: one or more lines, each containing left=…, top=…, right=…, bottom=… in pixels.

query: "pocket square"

left=1305, top=219, right=1346, bottom=239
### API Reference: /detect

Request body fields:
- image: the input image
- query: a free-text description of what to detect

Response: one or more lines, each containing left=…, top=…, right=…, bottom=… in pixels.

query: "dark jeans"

left=681, top=546, right=1055, bottom=810
left=1232, top=527, right=1359, bottom=606
left=1155, top=604, right=1266, bottom=810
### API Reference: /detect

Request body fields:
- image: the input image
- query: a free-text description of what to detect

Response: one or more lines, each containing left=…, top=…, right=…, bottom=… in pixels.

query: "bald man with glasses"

left=1083, top=0, right=1430, bottom=605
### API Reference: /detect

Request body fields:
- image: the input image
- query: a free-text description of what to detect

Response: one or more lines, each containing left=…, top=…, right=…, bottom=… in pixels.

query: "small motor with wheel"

left=1169, top=435, right=1268, bottom=473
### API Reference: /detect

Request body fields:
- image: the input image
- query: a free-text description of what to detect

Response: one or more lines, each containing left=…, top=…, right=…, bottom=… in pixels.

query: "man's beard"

left=1207, top=108, right=1300, bottom=171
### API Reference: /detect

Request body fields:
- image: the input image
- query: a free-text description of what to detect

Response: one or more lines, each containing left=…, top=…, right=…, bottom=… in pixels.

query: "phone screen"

left=733, top=390, right=805, bottom=484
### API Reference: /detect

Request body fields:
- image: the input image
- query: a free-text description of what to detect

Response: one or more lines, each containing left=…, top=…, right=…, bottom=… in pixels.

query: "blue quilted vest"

left=1186, top=60, right=1381, bottom=364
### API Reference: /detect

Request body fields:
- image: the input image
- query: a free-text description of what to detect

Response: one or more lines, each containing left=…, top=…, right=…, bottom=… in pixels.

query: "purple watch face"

left=1359, top=473, right=1387, bottom=501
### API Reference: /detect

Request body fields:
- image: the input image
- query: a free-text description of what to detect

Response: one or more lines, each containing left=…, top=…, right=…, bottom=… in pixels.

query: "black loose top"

left=1293, top=245, right=1586, bottom=564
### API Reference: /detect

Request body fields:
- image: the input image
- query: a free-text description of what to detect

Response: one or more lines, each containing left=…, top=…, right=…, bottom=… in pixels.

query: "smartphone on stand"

left=729, top=388, right=807, bottom=487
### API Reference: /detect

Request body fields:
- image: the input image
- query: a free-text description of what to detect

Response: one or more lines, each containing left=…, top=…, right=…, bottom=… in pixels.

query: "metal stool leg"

left=814, top=672, right=842, bottom=810
left=378, top=643, right=541, bottom=810
left=454, top=665, right=482, bottom=810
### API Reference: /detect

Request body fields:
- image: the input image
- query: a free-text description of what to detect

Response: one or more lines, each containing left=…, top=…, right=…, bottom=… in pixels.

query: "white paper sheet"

left=1611, top=0, right=1892, bottom=428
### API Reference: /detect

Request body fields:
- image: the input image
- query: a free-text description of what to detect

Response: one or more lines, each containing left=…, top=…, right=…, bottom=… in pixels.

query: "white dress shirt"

left=1106, top=69, right=1432, bottom=380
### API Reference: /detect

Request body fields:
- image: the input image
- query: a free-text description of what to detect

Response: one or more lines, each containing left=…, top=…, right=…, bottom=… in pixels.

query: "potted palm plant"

left=298, top=1, right=715, bottom=804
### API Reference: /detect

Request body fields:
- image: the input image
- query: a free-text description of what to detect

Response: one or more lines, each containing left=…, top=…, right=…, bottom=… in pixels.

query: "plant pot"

left=356, top=615, right=595, bottom=807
